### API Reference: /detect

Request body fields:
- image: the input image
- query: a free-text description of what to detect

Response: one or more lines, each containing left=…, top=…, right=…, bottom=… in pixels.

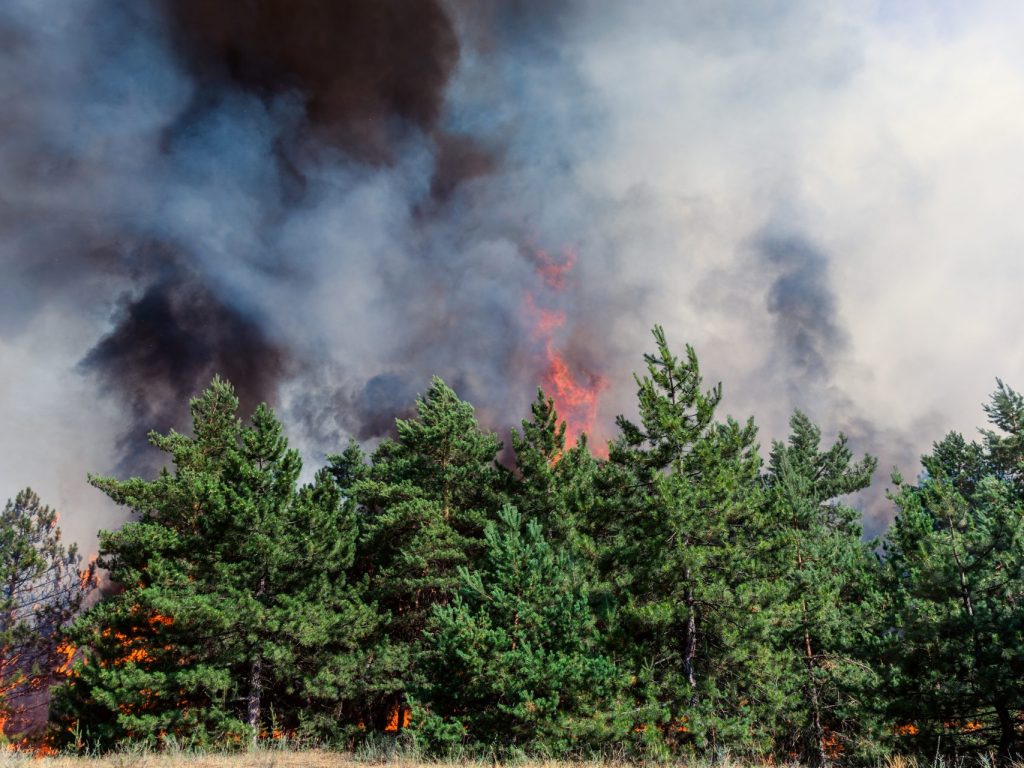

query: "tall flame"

left=523, top=248, right=606, bottom=450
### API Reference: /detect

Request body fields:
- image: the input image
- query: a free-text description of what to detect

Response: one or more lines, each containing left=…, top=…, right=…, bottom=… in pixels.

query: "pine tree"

left=52, top=378, right=374, bottom=748
left=597, top=327, right=773, bottom=756
left=331, top=377, right=509, bottom=733
left=511, top=390, right=602, bottom=569
left=413, top=505, right=629, bottom=756
left=0, top=489, right=95, bottom=741
left=881, top=382, right=1024, bottom=763
left=763, top=412, right=882, bottom=765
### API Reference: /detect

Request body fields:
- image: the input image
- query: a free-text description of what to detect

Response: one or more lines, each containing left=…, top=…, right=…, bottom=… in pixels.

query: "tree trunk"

left=247, top=574, right=266, bottom=744
left=803, top=621, right=827, bottom=768
left=797, top=543, right=827, bottom=768
left=247, top=652, right=262, bottom=743
left=683, top=576, right=697, bottom=694
left=995, top=702, right=1019, bottom=766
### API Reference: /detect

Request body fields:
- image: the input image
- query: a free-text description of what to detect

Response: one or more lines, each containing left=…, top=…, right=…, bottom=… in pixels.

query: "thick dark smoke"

left=757, top=231, right=848, bottom=393
left=80, top=257, right=289, bottom=474
left=166, top=0, right=459, bottom=163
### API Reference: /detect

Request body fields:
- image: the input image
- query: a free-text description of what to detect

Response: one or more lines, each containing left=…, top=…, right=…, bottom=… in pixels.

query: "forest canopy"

left=2, top=327, right=1022, bottom=765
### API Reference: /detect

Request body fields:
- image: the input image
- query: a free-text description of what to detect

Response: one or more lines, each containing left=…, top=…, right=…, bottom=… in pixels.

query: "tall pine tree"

left=882, top=383, right=1024, bottom=763
left=1, top=489, right=95, bottom=741
left=331, top=377, right=508, bottom=733
left=52, top=378, right=374, bottom=748
left=763, top=412, right=882, bottom=765
left=597, top=327, right=773, bottom=757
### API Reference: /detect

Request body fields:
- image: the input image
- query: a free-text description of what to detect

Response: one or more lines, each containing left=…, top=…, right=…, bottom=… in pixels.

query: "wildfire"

left=100, top=610, right=174, bottom=669
left=55, top=641, right=77, bottom=676
left=522, top=247, right=606, bottom=451
left=532, top=248, right=577, bottom=291
left=385, top=705, right=412, bottom=732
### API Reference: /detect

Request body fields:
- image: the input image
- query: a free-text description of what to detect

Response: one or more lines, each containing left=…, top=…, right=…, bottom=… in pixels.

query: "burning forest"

left=3, top=345, right=1024, bottom=762
left=3, top=0, right=1024, bottom=762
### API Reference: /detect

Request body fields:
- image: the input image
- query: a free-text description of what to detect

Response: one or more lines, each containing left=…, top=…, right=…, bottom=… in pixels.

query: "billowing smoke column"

left=80, top=258, right=291, bottom=473
left=0, top=0, right=615, bottom=503
left=3, top=0, right=1020, bottom=542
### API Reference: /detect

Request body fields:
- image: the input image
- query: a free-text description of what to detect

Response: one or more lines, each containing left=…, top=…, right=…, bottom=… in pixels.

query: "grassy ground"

left=0, top=756, right=685, bottom=768
left=0, top=753, right=633, bottom=768
left=0, top=756, right=697, bottom=768
left=0, top=751, right=1001, bottom=768
left=3, top=750, right=372, bottom=768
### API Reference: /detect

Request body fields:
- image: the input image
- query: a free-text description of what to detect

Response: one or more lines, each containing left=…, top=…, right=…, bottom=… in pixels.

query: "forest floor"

left=0, top=752, right=628, bottom=768
left=1, top=751, right=367, bottom=768
left=0, top=751, right=369, bottom=768
left=0, top=752, right=719, bottom=768
left=0, top=752, right=946, bottom=768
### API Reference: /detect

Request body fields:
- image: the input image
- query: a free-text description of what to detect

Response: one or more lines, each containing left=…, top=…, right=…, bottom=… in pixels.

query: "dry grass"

left=0, top=759, right=708, bottom=768
left=0, top=755, right=673, bottom=768
left=3, top=750, right=361, bottom=768
left=0, top=753, right=685, bottom=768
left=0, top=754, right=806, bottom=768
left=2, top=751, right=1014, bottom=768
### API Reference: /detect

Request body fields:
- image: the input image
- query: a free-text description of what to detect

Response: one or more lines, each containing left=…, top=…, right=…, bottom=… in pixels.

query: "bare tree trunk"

left=247, top=652, right=263, bottom=742
left=803, top=619, right=827, bottom=768
left=995, top=702, right=1019, bottom=766
left=796, top=543, right=827, bottom=768
left=247, top=574, right=266, bottom=744
left=683, top=575, right=697, bottom=693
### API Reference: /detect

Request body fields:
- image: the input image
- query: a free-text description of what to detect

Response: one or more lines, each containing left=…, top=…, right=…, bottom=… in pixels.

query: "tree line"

left=2, top=327, right=1022, bottom=763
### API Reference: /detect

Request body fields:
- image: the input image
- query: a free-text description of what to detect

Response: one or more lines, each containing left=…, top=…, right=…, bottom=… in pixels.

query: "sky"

left=2, top=0, right=1023, bottom=546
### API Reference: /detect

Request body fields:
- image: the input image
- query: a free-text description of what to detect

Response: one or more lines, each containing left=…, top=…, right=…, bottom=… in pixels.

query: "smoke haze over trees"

left=3, top=1, right=1024, bottom=550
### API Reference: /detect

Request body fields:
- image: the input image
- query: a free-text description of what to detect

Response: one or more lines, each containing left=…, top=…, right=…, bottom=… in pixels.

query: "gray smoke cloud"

left=3, top=0, right=1024, bottom=544
left=759, top=232, right=847, bottom=390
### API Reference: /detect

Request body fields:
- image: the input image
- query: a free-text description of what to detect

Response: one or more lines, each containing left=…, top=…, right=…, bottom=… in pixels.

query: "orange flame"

left=384, top=705, right=412, bottom=732
left=100, top=610, right=174, bottom=669
left=533, top=248, right=577, bottom=291
left=55, top=641, right=77, bottom=676
left=543, top=344, right=605, bottom=449
left=523, top=248, right=606, bottom=451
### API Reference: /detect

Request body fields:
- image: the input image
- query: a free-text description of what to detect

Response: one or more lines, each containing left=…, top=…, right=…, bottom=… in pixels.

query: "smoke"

left=80, top=257, right=290, bottom=474
left=164, top=0, right=459, bottom=162
left=758, top=232, right=847, bottom=390
left=3, top=0, right=1024, bottom=544
left=749, top=229, right=931, bottom=530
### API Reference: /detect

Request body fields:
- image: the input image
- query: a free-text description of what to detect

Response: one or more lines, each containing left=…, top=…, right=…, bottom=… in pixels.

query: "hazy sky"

left=2, top=0, right=1023, bottom=546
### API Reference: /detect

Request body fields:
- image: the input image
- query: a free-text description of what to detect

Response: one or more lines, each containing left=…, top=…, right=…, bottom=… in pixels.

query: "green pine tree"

left=413, top=504, right=629, bottom=756
left=763, top=412, right=882, bottom=765
left=596, top=327, right=773, bottom=757
left=51, top=378, right=374, bottom=748
left=881, top=385, right=1024, bottom=763
left=331, top=377, right=509, bottom=733
left=510, top=389, right=602, bottom=571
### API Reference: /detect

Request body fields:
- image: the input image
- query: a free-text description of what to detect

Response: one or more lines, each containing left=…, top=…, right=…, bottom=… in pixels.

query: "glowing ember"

left=99, top=610, right=174, bottom=669
left=522, top=247, right=606, bottom=450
